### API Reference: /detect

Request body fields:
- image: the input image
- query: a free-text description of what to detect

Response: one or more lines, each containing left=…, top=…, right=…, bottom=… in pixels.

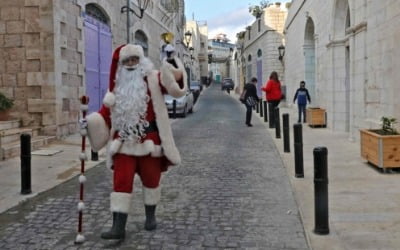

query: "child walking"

left=293, top=81, right=311, bottom=123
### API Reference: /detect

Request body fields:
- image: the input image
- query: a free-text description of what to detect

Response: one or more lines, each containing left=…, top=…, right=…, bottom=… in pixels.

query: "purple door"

left=84, top=16, right=112, bottom=113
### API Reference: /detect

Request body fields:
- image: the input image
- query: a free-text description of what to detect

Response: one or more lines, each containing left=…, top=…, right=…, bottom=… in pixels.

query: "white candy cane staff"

left=75, top=96, right=89, bottom=244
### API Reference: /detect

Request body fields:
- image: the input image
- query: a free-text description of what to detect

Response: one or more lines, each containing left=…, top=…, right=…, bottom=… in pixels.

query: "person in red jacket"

left=261, top=71, right=283, bottom=109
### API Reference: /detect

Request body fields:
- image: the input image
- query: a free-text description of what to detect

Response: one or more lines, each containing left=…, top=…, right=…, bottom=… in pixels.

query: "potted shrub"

left=360, top=116, right=400, bottom=171
left=0, top=92, right=13, bottom=121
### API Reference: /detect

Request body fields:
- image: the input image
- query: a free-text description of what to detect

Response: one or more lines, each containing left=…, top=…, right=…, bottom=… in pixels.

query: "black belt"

left=144, top=121, right=158, bottom=133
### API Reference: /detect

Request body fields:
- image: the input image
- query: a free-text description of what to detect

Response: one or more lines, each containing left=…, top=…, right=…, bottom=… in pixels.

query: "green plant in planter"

left=379, top=116, right=398, bottom=135
left=0, top=92, right=13, bottom=112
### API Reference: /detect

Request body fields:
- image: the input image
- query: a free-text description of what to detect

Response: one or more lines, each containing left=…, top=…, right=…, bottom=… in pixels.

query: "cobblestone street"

left=0, top=84, right=309, bottom=250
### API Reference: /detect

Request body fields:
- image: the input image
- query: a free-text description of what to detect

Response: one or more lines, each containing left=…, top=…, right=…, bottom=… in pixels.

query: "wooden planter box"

left=306, top=108, right=326, bottom=127
left=360, top=129, right=400, bottom=169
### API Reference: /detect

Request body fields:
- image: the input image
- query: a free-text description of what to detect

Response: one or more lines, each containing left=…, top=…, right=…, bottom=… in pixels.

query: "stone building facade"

left=0, top=0, right=185, bottom=138
left=284, top=0, right=400, bottom=140
left=234, top=3, right=287, bottom=98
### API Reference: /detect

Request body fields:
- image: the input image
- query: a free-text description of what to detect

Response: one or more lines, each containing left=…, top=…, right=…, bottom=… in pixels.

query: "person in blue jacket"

left=293, top=81, right=311, bottom=123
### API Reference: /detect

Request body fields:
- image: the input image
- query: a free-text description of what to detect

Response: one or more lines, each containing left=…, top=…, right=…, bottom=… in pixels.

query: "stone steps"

left=0, top=120, right=56, bottom=160
left=1, top=135, right=57, bottom=160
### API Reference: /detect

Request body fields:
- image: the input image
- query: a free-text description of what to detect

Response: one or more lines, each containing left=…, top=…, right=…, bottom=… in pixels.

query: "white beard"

left=112, top=67, right=150, bottom=142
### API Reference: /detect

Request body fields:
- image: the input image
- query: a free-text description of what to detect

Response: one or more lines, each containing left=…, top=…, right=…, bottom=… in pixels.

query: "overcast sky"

left=184, top=0, right=291, bottom=43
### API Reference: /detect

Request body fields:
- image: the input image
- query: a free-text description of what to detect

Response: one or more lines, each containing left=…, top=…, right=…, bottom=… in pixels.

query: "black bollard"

left=283, top=113, right=290, bottom=152
left=91, top=150, right=98, bottom=161
left=275, top=107, right=281, bottom=139
left=256, top=101, right=259, bottom=113
left=263, top=101, right=268, bottom=122
left=313, top=147, right=329, bottom=235
left=20, top=134, right=32, bottom=195
left=172, top=99, right=177, bottom=119
left=293, top=123, right=304, bottom=178
left=259, top=100, right=263, bottom=117
left=268, top=102, right=275, bottom=128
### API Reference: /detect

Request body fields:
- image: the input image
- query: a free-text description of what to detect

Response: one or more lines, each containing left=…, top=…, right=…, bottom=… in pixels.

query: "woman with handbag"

left=243, top=77, right=259, bottom=127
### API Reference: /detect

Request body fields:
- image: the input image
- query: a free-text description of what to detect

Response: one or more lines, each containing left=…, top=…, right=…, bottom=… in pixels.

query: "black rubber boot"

left=101, top=212, right=128, bottom=240
left=144, top=205, right=157, bottom=231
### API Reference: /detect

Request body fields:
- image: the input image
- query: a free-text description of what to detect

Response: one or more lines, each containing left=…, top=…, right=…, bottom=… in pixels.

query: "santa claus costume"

left=84, top=44, right=187, bottom=240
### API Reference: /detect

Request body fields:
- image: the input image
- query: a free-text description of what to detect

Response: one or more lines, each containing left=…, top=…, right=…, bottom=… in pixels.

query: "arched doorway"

left=134, top=30, right=148, bottom=56
left=84, top=4, right=112, bottom=113
left=304, top=17, right=316, bottom=105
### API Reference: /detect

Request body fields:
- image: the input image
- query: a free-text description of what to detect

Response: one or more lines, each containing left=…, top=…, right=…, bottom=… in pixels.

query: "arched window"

left=248, top=54, right=252, bottom=62
left=257, top=49, right=262, bottom=58
left=85, top=4, right=109, bottom=24
left=135, top=30, right=149, bottom=56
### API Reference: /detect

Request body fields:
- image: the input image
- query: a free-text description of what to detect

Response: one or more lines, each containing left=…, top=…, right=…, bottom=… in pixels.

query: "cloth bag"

left=246, top=96, right=257, bottom=106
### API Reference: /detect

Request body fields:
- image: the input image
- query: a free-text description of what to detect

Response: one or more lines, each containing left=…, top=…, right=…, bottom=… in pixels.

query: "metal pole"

left=274, top=107, right=281, bottom=139
left=263, top=101, right=268, bottom=122
left=268, top=102, right=275, bottom=128
left=313, top=147, right=329, bottom=235
left=259, top=100, right=263, bottom=117
left=172, top=99, right=176, bottom=119
left=283, top=113, right=290, bottom=152
left=293, top=123, right=304, bottom=178
left=126, top=0, right=130, bottom=43
left=256, top=101, right=259, bottom=113
left=20, top=134, right=31, bottom=195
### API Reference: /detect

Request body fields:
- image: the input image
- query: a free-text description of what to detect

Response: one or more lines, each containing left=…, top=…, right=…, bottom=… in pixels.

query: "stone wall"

left=0, top=0, right=185, bottom=137
left=284, top=0, right=400, bottom=141
left=0, top=0, right=56, bottom=132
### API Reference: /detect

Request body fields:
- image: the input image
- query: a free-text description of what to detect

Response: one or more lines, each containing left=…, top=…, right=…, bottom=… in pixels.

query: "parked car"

left=221, top=78, right=234, bottom=91
left=190, top=81, right=202, bottom=103
left=164, top=91, right=194, bottom=117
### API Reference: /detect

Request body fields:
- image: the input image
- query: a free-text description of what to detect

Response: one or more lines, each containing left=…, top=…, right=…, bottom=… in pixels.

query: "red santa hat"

left=103, top=44, right=144, bottom=108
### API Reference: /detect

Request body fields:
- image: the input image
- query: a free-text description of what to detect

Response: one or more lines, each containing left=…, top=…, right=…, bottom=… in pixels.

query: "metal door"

left=84, top=16, right=112, bottom=113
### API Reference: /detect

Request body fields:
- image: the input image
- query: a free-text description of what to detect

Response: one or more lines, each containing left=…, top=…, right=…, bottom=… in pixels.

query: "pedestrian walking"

left=243, top=77, right=259, bottom=127
left=293, top=81, right=311, bottom=123
left=262, top=71, right=283, bottom=109
left=80, top=43, right=187, bottom=240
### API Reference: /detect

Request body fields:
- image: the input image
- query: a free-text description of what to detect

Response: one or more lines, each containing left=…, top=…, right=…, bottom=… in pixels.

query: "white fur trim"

left=160, top=57, right=187, bottom=98
left=143, top=186, right=161, bottom=205
left=75, top=234, right=85, bottom=243
left=119, top=44, right=144, bottom=62
left=147, top=72, right=181, bottom=166
left=118, top=139, right=163, bottom=157
left=110, top=192, right=132, bottom=213
left=79, top=175, right=87, bottom=184
left=78, top=201, right=85, bottom=211
left=86, top=112, right=110, bottom=152
left=79, top=128, right=87, bottom=136
left=80, top=104, right=88, bottom=111
left=103, top=91, right=115, bottom=107
left=79, top=152, right=87, bottom=161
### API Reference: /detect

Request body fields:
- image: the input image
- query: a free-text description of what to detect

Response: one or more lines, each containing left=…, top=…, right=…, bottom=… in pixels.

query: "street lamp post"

left=121, top=0, right=150, bottom=43
left=184, top=31, right=192, bottom=47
